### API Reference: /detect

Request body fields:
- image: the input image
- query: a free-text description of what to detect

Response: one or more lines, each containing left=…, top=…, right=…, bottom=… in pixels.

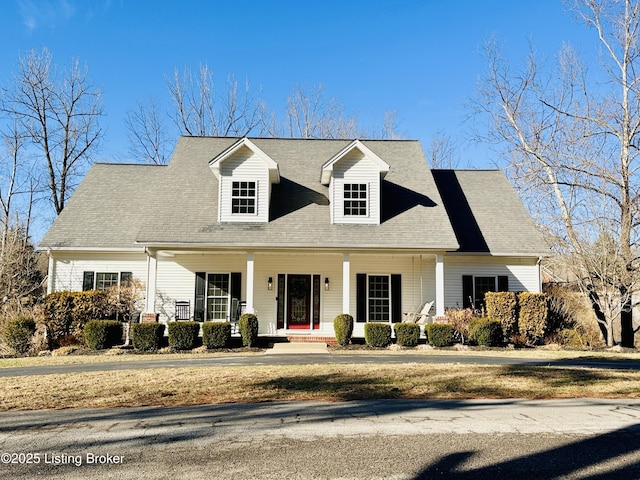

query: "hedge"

left=485, top=291, right=518, bottom=339
left=468, top=317, right=503, bottom=347
left=167, top=321, right=201, bottom=350
left=239, top=314, right=259, bottom=347
left=84, top=320, right=123, bottom=350
left=364, top=323, right=392, bottom=347
left=2, top=317, right=36, bottom=355
left=333, top=314, right=354, bottom=346
left=425, top=323, right=455, bottom=347
left=393, top=323, right=420, bottom=347
left=202, top=321, right=231, bottom=349
left=131, top=323, right=165, bottom=352
left=518, top=292, right=548, bottom=345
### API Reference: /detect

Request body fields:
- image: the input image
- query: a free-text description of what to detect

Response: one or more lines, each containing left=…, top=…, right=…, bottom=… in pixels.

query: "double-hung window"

left=207, top=273, right=230, bottom=321
left=231, top=181, right=256, bottom=214
left=368, top=275, right=390, bottom=322
left=83, top=271, right=132, bottom=291
left=344, top=183, right=367, bottom=216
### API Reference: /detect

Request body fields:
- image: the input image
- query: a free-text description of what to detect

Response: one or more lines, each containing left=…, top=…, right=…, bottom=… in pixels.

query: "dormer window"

left=344, top=183, right=367, bottom=216
left=232, top=181, right=257, bottom=214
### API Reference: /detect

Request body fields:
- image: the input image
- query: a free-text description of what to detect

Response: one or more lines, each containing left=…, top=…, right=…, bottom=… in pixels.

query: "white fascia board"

left=209, top=137, right=280, bottom=183
left=320, top=139, right=390, bottom=185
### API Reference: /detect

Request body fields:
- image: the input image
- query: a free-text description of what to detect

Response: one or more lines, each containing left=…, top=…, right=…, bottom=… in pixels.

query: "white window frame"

left=472, top=275, right=497, bottom=309
left=206, top=273, right=231, bottom=321
left=367, top=274, right=391, bottom=323
left=231, top=180, right=257, bottom=215
left=344, top=183, right=368, bottom=217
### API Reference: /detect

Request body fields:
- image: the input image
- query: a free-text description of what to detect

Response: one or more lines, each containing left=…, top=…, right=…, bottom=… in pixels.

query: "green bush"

left=167, top=321, right=201, bottom=350
left=518, top=292, right=548, bottom=345
left=333, top=314, right=354, bottom=346
left=468, top=317, right=503, bottom=347
left=425, top=323, right=455, bottom=347
left=131, top=323, right=165, bottom=352
left=239, top=313, right=259, bottom=347
left=83, top=320, right=123, bottom=350
left=364, top=323, right=392, bottom=347
left=393, top=323, right=420, bottom=347
left=485, top=291, right=518, bottom=339
left=2, top=317, right=36, bottom=355
left=202, top=321, right=231, bottom=349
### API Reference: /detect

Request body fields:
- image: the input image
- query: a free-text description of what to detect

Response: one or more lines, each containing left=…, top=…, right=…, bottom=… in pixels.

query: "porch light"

left=267, top=277, right=273, bottom=290
left=324, top=277, right=330, bottom=291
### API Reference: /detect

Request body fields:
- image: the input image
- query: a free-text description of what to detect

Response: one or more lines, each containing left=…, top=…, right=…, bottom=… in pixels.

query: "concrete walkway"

left=266, top=342, right=329, bottom=354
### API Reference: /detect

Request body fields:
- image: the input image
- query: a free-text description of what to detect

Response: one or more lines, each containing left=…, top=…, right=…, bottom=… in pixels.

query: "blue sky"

left=1, top=0, right=593, bottom=168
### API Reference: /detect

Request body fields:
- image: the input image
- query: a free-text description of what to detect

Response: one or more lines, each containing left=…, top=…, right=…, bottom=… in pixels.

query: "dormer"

left=321, top=140, right=390, bottom=225
left=209, top=138, right=280, bottom=223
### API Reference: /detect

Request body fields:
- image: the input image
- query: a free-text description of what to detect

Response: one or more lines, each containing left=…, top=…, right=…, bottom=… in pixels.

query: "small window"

left=368, top=275, right=390, bottom=322
left=232, top=181, right=256, bottom=214
left=344, top=183, right=367, bottom=216
left=83, top=271, right=133, bottom=291
left=95, top=272, right=119, bottom=291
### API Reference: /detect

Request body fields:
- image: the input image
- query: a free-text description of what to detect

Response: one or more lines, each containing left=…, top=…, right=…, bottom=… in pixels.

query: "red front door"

left=287, top=274, right=311, bottom=329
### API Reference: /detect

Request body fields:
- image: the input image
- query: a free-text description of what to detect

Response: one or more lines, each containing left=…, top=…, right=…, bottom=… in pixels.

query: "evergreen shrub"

left=83, top=320, right=123, bottom=350
left=239, top=314, right=259, bottom=347
left=167, top=321, right=201, bottom=350
left=518, top=292, right=548, bottom=345
left=393, top=323, right=420, bottom=347
left=2, top=317, right=36, bottom=355
left=202, top=321, right=231, bottom=349
left=333, top=314, right=354, bottom=346
left=468, top=317, right=503, bottom=347
left=425, top=323, right=455, bottom=347
left=485, top=291, right=518, bottom=339
left=364, top=323, right=392, bottom=347
left=131, top=323, right=165, bottom=352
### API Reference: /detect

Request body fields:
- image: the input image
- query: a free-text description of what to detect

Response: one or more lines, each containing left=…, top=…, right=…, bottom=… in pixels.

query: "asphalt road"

left=1, top=399, right=640, bottom=479
left=0, top=352, right=639, bottom=377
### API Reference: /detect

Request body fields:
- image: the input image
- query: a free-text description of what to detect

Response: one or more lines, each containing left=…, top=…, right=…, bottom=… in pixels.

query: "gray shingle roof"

left=39, top=136, right=547, bottom=256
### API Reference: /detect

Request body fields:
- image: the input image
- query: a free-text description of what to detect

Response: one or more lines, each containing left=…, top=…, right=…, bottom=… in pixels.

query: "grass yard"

left=1, top=362, right=640, bottom=411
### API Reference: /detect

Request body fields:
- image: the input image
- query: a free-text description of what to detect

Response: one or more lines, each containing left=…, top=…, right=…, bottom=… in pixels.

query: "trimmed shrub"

left=485, top=291, right=518, bottom=339
left=167, top=321, right=201, bottom=350
left=71, top=290, right=110, bottom=343
left=202, top=321, right=231, bottom=349
left=364, top=323, right=392, bottom=347
left=468, top=317, right=503, bottom=347
left=239, top=313, right=259, bottom=347
left=393, top=323, right=420, bottom=347
left=83, top=320, right=123, bottom=350
left=2, top=317, right=36, bottom=355
left=43, top=291, right=75, bottom=348
left=132, top=323, right=165, bottom=352
left=425, top=323, right=455, bottom=347
left=518, top=292, right=548, bottom=345
left=333, top=314, right=354, bottom=346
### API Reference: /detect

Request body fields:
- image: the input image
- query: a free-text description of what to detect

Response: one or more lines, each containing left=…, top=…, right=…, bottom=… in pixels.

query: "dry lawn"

left=2, top=363, right=640, bottom=411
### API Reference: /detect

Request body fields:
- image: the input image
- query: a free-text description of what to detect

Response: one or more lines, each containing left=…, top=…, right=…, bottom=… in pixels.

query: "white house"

left=39, top=136, right=548, bottom=338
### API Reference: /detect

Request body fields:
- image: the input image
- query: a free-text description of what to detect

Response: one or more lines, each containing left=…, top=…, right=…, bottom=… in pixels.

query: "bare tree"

left=0, top=48, right=103, bottom=215
left=475, top=0, right=640, bottom=347
left=168, top=64, right=260, bottom=137
left=125, top=98, right=169, bottom=165
left=428, top=130, right=460, bottom=169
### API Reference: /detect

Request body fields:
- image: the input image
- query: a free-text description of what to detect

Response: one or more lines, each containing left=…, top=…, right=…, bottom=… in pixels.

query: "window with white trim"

left=83, top=271, right=132, bottom=291
left=231, top=181, right=256, bottom=214
left=207, top=273, right=230, bottom=320
left=368, top=275, right=390, bottom=322
left=344, top=183, right=367, bottom=216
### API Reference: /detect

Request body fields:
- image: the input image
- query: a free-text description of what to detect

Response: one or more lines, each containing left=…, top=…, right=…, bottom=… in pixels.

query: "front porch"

left=142, top=249, right=446, bottom=337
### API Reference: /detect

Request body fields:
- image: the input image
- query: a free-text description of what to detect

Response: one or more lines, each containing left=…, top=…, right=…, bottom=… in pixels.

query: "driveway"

left=1, top=399, right=640, bottom=479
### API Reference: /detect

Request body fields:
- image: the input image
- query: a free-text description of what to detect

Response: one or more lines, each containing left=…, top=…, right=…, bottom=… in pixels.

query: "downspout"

left=46, top=249, right=54, bottom=295
left=537, top=256, right=543, bottom=293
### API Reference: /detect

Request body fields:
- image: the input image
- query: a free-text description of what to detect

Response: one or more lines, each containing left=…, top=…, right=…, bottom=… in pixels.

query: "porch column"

left=145, top=249, right=158, bottom=313
left=246, top=252, right=255, bottom=313
left=435, top=254, right=445, bottom=317
left=342, top=253, right=350, bottom=314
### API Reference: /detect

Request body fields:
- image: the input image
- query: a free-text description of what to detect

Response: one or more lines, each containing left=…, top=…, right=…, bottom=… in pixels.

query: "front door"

left=287, top=274, right=311, bottom=329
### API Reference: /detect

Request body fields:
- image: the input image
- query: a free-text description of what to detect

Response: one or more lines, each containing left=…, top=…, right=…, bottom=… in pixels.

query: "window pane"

left=207, top=274, right=230, bottom=320
left=368, top=275, right=390, bottom=322
left=474, top=276, right=497, bottom=309
left=95, top=272, right=118, bottom=291
left=232, top=181, right=256, bottom=214
left=344, top=183, right=367, bottom=216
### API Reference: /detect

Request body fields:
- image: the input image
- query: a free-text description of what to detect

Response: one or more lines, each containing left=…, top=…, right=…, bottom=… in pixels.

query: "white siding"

left=444, top=256, right=541, bottom=309
left=51, top=252, right=147, bottom=293
left=219, top=146, right=270, bottom=222
left=332, top=150, right=381, bottom=224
